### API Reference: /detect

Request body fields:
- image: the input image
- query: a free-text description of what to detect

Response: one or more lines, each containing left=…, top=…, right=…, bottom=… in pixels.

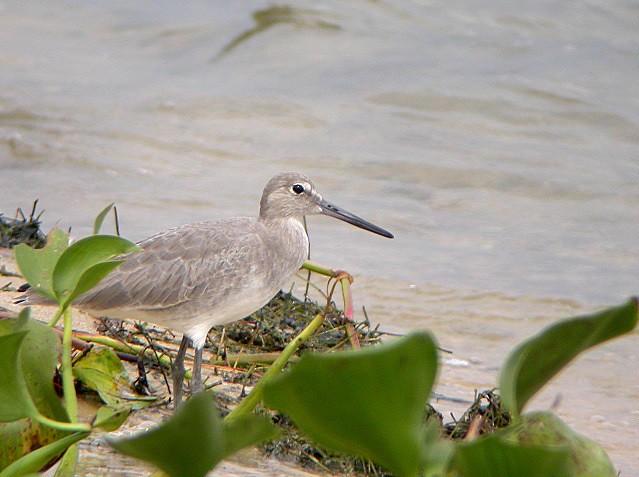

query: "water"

left=1, top=0, right=638, bottom=474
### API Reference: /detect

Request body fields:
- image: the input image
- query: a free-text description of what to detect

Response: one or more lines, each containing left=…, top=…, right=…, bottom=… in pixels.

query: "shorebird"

left=17, top=172, right=393, bottom=406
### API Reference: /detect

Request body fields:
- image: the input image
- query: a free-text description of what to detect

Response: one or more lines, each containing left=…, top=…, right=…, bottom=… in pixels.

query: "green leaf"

left=62, top=261, right=125, bottom=309
left=93, top=203, right=115, bottom=235
left=9, top=312, right=68, bottom=422
left=53, top=443, right=79, bottom=477
left=223, top=413, right=280, bottom=457
left=92, top=406, right=130, bottom=432
left=52, top=234, right=140, bottom=307
left=72, top=346, right=155, bottom=410
left=263, top=332, right=439, bottom=477
left=14, top=229, right=69, bottom=301
left=0, top=311, right=70, bottom=471
left=108, top=391, right=277, bottom=477
left=498, top=411, right=616, bottom=477
left=0, top=432, right=88, bottom=477
left=421, top=420, right=454, bottom=477
left=0, top=330, right=39, bottom=422
left=13, top=309, right=29, bottom=331
left=448, top=433, right=574, bottom=477
left=499, top=298, right=638, bottom=418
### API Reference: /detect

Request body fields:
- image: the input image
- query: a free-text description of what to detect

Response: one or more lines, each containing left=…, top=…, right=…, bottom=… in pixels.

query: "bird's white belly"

left=180, top=217, right=310, bottom=347
left=184, top=278, right=284, bottom=349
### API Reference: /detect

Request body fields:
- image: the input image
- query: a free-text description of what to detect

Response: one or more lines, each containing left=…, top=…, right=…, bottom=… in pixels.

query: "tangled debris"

left=0, top=201, right=47, bottom=249
left=442, top=389, right=511, bottom=439
left=213, top=290, right=382, bottom=353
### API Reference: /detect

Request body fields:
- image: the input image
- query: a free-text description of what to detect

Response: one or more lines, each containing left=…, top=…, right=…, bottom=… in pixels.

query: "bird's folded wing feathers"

left=76, top=219, right=262, bottom=311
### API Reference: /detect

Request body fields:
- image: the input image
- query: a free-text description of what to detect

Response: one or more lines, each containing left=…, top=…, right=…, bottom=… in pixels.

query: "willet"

left=18, top=172, right=393, bottom=406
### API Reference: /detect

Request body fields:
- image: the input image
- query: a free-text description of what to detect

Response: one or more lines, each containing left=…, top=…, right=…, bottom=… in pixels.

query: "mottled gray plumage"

left=75, top=215, right=309, bottom=349
left=18, top=171, right=393, bottom=406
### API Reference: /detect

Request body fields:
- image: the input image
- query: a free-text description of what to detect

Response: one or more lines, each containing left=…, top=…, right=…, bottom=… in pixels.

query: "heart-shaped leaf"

left=448, top=433, right=574, bottom=477
left=263, top=332, right=440, bottom=477
left=0, top=310, right=71, bottom=472
left=497, top=411, right=616, bottom=477
left=0, top=329, right=39, bottom=423
left=499, top=298, right=638, bottom=418
left=8, top=312, right=67, bottom=422
left=14, top=229, right=69, bottom=301
left=52, top=234, right=140, bottom=307
left=73, top=346, right=155, bottom=410
left=223, top=413, right=281, bottom=457
left=108, top=391, right=277, bottom=477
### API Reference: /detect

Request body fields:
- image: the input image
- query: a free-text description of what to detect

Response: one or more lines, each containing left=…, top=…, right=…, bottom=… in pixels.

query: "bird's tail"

left=14, top=283, right=56, bottom=306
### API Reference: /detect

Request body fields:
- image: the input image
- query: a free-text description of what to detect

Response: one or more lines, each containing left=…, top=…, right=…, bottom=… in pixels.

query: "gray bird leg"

left=191, top=346, right=203, bottom=393
left=172, top=336, right=189, bottom=408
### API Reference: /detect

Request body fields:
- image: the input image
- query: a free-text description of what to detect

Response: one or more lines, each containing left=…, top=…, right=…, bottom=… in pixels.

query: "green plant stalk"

left=301, top=261, right=353, bottom=299
left=224, top=311, right=326, bottom=423
left=72, top=332, right=193, bottom=380
left=33, top=414, right=90, bottom=433
left=73, top=332, right=149, bottom=354
left=340, top=277, right=354, bottom=321
left=339, top=276, right=361, bottom=350
left=301, top=260, right=335, bottom=277
left=302, top=260, right=359, bottom=348
left=75, top=330, right=300, bottom=368
left=61, top=307, right=79, bottom=423
left=48, top=307, right=63, bottom=327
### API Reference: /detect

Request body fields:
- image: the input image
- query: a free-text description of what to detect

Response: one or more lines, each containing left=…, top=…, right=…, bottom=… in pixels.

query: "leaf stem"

left=301, top=260, right=335, bottom=277
left=33, top=414, right=91, bottom=433
left=339, top=277, right=354, bottom=320
left=48, top=307, right=63, bottom=327
left=61, top=307, right=79, bottom=423
left=72, top=331, right=193, bottom=380
left=224, top=312, right=326, bottom=423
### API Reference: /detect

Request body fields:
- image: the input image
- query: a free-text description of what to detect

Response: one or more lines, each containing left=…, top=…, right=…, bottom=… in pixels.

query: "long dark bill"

left=319, top=199, right=394, bottom=239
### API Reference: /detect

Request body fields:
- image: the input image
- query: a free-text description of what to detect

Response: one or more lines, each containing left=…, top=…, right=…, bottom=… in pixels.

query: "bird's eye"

left=292, top=184, right=305, bottom=194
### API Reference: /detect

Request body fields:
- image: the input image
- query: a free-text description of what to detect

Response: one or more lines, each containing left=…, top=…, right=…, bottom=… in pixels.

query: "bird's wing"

left=76, top=218, right=263, bottom=311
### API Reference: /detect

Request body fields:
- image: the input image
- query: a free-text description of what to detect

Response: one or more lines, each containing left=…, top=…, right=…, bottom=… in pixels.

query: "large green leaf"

left=61, top=261, right=126, bottom=309
left=0, top=432, right=88, bottom=477
left=448, top=434, right=574, bottom=477
left=223, top=413, right=281, bottom=457
left=263, top=332, right=440, bottom=477
left=8, top=313, right=67, bottom=422
left=14, top=229, right=69, bottom=301
left=499, top=298, right=638, bottom=418
left=108, top=391, right=277, bottom=477
left=53, top=443, right=79, bottom=477
left=498, top=411, right=616, bottom=477
left=52, top=234, right=140, bottom=307
left=73, top=346, right=156, bottom=410
left=0, top=311, right=70, bottom=471
left=0, top=329, right=39, bottom=422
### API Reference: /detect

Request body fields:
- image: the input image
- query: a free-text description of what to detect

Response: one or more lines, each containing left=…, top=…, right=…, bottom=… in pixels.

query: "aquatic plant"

left=0, top=205, right=636, bottom=477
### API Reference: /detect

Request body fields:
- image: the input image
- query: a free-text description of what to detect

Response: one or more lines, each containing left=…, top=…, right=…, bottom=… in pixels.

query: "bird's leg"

left=191, top=346, right=203, bottom=393
left=172, top=336, right=189, bottom=408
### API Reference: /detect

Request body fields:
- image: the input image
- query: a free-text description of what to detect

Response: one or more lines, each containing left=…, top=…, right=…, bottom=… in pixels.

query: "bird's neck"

left=259, top=215, right=309, bottom=259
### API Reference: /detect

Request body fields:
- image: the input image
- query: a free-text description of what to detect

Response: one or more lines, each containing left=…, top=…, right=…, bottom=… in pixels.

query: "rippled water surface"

left=2, top=1, right=638, bottom=474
